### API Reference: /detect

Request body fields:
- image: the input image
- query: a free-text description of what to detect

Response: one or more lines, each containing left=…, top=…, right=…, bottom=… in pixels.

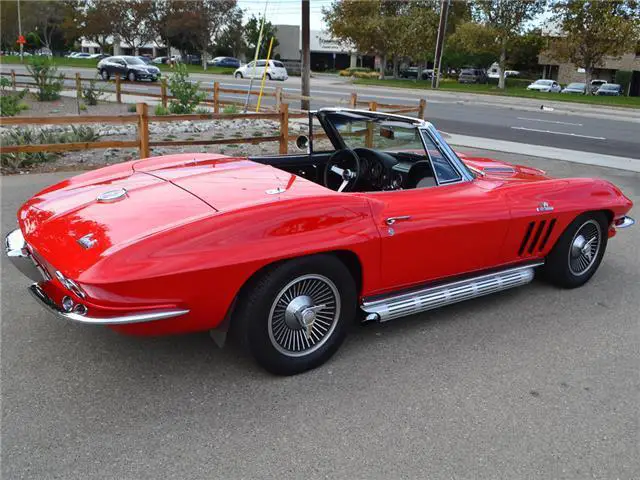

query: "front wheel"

left=100, top=69, right=110, bottom=81
left=234, top=255, right=357, bottom=375
left=235, top=72, right=243, bottom=79
left=542, top=212, right=608, bottom=288
left=127, top=71, right=136, bottom=82
left=266, top=73, right=272, bottom=80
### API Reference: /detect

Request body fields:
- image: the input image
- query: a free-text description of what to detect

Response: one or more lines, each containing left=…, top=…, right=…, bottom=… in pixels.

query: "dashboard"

left=355, top=148, right=433, bottom=191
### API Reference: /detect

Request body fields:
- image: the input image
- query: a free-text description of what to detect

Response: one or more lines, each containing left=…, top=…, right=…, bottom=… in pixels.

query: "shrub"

left=82, top=78, right=105, bottom=106
left=195, top=106, right=210, bottom=114
left=1, top=125, right=99, bottom=173
left=167, top=63, right=205, bottom=114
left=222, top=104, right=239, bottom=114
left=615, top=70, right=632, bottom=96
left=154, top=104, right=169, bottom=116
left=27, top=56, right=64, bottom=101
left=0, top=77, right=29, bottom=117
left=79, top=103, right=87, bottom=111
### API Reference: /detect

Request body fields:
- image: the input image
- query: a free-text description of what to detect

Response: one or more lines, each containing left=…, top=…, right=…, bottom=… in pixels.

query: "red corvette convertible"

left=6, top=108, right=635, bottom=374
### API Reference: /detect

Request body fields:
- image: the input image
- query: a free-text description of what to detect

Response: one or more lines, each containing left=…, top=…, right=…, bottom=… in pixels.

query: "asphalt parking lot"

left=1, top=151, right=639, bottom=479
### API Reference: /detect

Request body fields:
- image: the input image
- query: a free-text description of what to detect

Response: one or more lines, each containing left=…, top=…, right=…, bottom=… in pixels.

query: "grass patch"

left=354, top=78, right=640, bottom=108
left=0, top=55, right=234, bottom=75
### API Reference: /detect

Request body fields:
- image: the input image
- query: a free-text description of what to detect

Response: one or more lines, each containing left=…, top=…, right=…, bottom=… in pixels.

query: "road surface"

left=3, top=64, right=639, bottom=160
left=2, top=152, right=639, bottom=479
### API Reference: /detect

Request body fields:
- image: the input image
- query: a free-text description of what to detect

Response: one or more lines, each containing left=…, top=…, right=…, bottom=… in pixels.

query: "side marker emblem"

left=537, top=201, right=554, bottom=212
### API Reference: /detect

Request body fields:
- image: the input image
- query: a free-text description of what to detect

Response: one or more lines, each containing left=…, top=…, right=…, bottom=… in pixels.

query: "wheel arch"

left=547, top=209, right=613, bottom=252
left=220, top=249, right=364, bottom=339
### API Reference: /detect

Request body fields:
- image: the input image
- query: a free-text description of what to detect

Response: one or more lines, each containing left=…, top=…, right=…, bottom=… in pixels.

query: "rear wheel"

left=100, top=69, right=110, bottom=81
left=235, top=255, right=356, bottom=375
left=266, top=73, right=272, bottom=80
left=542, top=212, right=608, bottom=288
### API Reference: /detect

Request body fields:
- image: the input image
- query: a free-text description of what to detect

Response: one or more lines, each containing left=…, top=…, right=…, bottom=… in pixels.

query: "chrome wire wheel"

left=568, top=219, right=601, bottom=276
left=268, top=274, right=341, bottom=358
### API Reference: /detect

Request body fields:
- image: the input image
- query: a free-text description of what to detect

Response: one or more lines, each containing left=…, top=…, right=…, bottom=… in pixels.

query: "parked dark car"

left=138, top=56, right=153, bottom=64
left=561, top=82, right=586, bottom=94
left=458, top=68, right=488, bottom=84
left=400, top=67, right=432, bottom=80
left=596, top=83, right=623, bottom=96
left=207, top=56, right=241, bottom=68
left=97, top=56, right=161, bottom=82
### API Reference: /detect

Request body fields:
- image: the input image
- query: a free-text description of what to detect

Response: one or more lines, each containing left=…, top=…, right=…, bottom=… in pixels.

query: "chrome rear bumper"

left=28, top=283, right=189, bottom=325
left=5, top=228, right=48, bottom=282
left=615, top=216, right=635, bottom=229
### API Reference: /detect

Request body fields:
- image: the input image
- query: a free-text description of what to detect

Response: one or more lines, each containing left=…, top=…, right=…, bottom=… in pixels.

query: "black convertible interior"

left=249, top=110, right=457, bottom=193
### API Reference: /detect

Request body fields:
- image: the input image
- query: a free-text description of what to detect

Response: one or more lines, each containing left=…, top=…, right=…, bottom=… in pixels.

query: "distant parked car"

left=138, top=56, right=153, bottom=64
left=596, top=83, right=623, bottom=96
left=561, top=82, right=586, bottom=94
left=234, top=60, right=288, bottom=81
left=87, top=53, right=108, bottom=60
left=97, top=56, right=161, bottom=82
left=526, top=79, right=562, bottom=93
left=458, top=68, right=488, bottom=84
left=589, top=79, right=607, bottom=94
left=207, top=56, right=241, bottom=68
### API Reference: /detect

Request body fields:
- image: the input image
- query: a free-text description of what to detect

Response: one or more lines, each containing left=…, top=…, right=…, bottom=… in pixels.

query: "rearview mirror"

left=295, top=135, right=309, bottom=151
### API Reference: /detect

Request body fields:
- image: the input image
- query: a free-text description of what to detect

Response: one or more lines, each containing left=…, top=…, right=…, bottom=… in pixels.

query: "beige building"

left=538, top=50, right=640, bottom=96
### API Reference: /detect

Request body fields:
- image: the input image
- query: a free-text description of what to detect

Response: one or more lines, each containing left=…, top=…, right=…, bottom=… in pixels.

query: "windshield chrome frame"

left=420, top=124, right=474, bottom=184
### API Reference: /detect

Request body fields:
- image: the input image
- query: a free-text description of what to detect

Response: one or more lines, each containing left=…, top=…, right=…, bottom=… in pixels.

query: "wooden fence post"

left=279, top=103, right=289, bottom=154
left=275, top=86, right=282, bottom=111
left=365, top=102, right=376, bottom=148
left=350, top=92, right=357, bottom=108
left=115, top=74, right=122, bottom=103
left=213, top=81, right=220, bottom=114
left=368, top=101, right=377, bottom=112
left=418, top=98, right=426, bottom=120
left=11, top=69, right=16, bottom=90
left=75, top=72, right=82, bottom=98
left=136, top=103, right=150, bottom=158
left=161, top=78, right=168, bottom=108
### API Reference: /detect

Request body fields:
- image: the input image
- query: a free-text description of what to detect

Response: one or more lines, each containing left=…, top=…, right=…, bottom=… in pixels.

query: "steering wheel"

left=324, top=149, right=362, bottom=192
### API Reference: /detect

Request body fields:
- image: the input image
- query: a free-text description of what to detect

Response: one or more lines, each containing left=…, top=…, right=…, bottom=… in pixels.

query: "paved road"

left=2, top=153, right=639, bottom=479
left=3, top=64, right=640, bottom=160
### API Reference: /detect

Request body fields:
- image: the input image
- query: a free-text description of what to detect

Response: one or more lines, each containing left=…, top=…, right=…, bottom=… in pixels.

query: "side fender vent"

left=519, top=218, right=557, bottom=256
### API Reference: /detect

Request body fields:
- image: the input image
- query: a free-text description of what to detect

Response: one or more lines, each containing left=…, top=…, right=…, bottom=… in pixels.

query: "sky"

left=236, top=0, right=333, bottom=30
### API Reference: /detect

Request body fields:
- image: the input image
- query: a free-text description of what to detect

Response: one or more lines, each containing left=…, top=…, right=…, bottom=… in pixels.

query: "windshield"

left=124, top=57, right=146, bottom=65
left=534, top=80, right=553, bottom=85
left=329, top=114, right=424, bottom=152
left=601, top=84, right=619, bottom=90
left=567, top=83, right=585, bottom=88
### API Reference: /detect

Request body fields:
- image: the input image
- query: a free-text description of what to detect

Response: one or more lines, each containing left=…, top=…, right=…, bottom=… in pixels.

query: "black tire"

left=235, top=72, right=243, bottom=79
left=127, top=71, right=136, bottom=82
left=100, top=69, right=110, bottom=81
left=266, top=73, right=272, bottom=80
left=234, top=254, right=357, bottom=375
left=542, top=212, right=608, bottom=289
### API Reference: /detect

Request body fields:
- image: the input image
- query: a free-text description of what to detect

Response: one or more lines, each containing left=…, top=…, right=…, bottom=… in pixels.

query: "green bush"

left=222, top=104, right=239, bottom=114
left=0, top=77, right=29, bottom=116
left=195, top=107, right=210, bottom=114
left=167, top=63, right=205, bottom=114
left=27, top=56, right=64, bottom=101
left=1, top=125, right=100, bottom=173
left=615, top=70, right=632, bottom=96
left=82, top=78, right=105, bottom=106
left=154, top=104, right=169, bottom=116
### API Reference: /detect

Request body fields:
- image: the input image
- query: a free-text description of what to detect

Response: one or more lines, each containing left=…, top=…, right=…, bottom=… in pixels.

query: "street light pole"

left=301, top=0, right=310, bottom=111
left=17, top=0, right=24, bottom=63
left=431, top=0, right=450, bottom=89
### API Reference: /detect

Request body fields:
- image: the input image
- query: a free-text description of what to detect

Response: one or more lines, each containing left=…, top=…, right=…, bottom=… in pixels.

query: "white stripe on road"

left=510, top=126, right=605, bottom=140
left=444, top=133, right=639, bottom=172
left=516, top=117, right=583, bottom=126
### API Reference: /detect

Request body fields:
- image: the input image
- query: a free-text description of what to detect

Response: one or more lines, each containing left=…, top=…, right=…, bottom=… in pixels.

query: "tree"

left=508, top=29, right=545, bottom=75
left=244, top=15, right=279, bottom=59
left=472, top=0, right=545, bottom=88
left=550, top=0, right=639, bottom=93
left=80, top=0, right=117, bottom=53
left=446, top=21, right=500, bottom=70
left=111, top=0, right=155, bottom=55
left=216, top=7, right=245, bottom=58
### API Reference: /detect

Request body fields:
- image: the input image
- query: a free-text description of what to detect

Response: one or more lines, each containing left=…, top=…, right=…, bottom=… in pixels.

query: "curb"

left=446, top=133, right=640, bottom=173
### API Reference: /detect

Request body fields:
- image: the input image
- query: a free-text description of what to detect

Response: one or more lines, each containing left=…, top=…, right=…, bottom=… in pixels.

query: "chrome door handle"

left=385, top=216, right=412, bottom=225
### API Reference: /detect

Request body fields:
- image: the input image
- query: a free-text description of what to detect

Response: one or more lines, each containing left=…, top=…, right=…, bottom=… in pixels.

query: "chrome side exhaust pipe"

left=361, top=263, right=542, bottom=323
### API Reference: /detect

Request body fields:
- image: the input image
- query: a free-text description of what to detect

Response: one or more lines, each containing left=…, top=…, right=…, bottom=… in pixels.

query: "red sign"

left=17, top=35, right=26, bottom=45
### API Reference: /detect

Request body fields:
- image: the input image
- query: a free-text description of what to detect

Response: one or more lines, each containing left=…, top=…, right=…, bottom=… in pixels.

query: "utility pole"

left=17, top=0, right=24, bottom=63
left=301, top=0, right=310, bottom=110
left=431, top=0, right=450, bottom=89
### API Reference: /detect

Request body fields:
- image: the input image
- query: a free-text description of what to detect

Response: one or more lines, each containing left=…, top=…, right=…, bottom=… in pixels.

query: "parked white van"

left=234, top=60, right=288, bottom=81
